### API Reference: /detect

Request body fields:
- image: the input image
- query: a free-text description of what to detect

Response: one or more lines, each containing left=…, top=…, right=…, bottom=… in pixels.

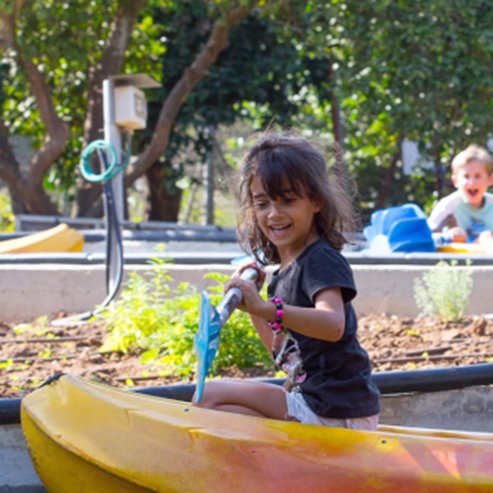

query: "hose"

left=52, top=136, right=130, bottom=325
left=80, top=139, right=130, bottom=183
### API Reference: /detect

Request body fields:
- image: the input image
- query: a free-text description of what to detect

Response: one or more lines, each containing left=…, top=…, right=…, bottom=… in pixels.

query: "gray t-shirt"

left=268, top=239, right=380, bottom=419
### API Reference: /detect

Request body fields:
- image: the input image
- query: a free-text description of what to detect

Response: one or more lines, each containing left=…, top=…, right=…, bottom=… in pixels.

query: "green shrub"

left=97, top=262, right=272, bottom=378
left=0, top=190, right=14, bottom=232
left=414, top=260, right=473, bottom=322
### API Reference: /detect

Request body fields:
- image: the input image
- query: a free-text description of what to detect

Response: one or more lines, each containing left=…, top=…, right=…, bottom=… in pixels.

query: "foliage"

left=3, top=1, right=114, bottom=193
left=140, top=2, right=327, bottom=191
left=4, top=1, right=493, bottom=221
left=281, top=0, right=493, bottom=216
left=337, top=0, right=493, bottom=201
left=97, top=263, right=272, bottom=378
left=414, top=260, right=473, bottom=322
left=0, top=189, right=14, bottom=231
left=0, top=0, right=171, bottom=211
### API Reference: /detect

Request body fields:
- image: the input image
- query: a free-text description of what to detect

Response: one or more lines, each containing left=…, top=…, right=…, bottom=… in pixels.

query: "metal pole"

left=102, top=79, right=124, bottom=222
left=203, top=127, right=215, bottom=225
left=102, top=79, right=123, bottom=294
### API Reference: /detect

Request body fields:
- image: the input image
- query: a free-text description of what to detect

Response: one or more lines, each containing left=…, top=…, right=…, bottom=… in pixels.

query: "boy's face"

left=452, top=160, right=493, bottom=208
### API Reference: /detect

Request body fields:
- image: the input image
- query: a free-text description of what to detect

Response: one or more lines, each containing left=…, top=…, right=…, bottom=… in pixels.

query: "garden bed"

left=2, top=313, right=493, bottom=398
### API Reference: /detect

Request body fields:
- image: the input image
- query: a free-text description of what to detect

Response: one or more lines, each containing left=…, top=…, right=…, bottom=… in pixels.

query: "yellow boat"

left=0, top=224, right=84, bottom=253
left=21, top=374, right=493, bottom=492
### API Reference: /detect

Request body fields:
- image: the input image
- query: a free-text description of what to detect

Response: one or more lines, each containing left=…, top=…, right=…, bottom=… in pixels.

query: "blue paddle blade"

left=194, top=290, right=221, bottom=403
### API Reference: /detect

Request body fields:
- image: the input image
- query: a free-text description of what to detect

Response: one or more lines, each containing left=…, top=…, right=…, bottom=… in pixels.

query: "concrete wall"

left=1, top=263, right=492, bottom=322
left=352, top=264, right=493, bottom=317
left=380, top=385, right=493, bottom=432
left=1, top=264, right=234, bottom=322
left=0, top=424, right=46, bottom=492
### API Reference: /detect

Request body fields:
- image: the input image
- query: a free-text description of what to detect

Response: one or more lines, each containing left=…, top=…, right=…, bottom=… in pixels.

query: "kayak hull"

left=0, top=224, right=84, bottom=253
left=21, top=375, right=493, bottom=493
left=23, top=416, right=153, bottom=492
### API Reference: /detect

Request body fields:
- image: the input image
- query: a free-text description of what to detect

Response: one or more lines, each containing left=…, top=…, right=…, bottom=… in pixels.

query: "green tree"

left=141, top=1, right=329, bottom=220
left=4, top=0, right=493, bottom=224
left=0, top=0, right=147, bottom=214
left=337, top=0, right=493, bottom=212
left=0, top=0, right=256, bottom=217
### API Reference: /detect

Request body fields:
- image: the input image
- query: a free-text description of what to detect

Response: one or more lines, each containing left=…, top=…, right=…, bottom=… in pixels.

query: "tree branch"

left=0, top=0, right=25, bottom=44
left=83, top=0, right=146, bottom=143
left=0, top=117, right=57, bottom=214
left=6, top=3, right=69, bottom=187
left=0, top=11, right=14, bottom=49
left=0, top=118, right=23, bottom=190
left=17, top=53, right=69, bottom=185
left=125, top=3, right=255, bottom=186
left=75, top=0, right=147, bottom=216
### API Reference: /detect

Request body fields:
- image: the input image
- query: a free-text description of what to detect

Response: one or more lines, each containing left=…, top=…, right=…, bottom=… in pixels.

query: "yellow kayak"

left=0, top=224, right=84, bottom=253
left=21, top=374, right=493, bottom=492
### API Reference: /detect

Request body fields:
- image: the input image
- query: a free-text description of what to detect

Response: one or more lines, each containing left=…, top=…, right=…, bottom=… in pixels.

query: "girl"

left=194, top=133, right=380, bottom=430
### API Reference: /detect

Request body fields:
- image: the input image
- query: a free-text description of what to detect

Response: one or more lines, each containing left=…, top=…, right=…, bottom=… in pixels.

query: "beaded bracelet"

left=268, top=297, right=284, bottom=332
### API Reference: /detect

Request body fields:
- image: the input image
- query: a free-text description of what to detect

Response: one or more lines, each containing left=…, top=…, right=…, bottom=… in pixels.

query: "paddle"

left=194, top=267, right=259, bottom=403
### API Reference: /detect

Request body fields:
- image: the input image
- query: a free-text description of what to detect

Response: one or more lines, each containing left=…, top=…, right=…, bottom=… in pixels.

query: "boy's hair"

left=451, top=144, right=493, bottom=174
left=237, top=132, right=358, bottom=265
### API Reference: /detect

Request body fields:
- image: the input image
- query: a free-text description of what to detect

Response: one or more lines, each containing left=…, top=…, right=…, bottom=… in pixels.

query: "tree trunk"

left=125, top=4, right=254, bottom=187
left=145, top=161, right=182, bottom=222
left=1, top=3, right=254, bottom=218
left=434, top=152, right=445, bottom=197
left=77, top=3, right=252, bottom=218
left=376, top=150, right=400, bottom=209
left=328, top=60, right=347, bottom=191
left=1, top=4, right=69, bottom=215
left=75, top=0, right=146, bottom=218
left=183, top=181, right=199, bottom=224
left=0, top=119, right=59, bottom=214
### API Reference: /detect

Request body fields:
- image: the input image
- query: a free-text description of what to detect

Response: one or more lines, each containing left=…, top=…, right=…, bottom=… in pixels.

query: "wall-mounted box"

left=114, top=85, right=147, bottom=130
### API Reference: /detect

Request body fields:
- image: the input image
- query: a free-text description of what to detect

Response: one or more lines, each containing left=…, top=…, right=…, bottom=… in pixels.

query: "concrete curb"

left=1, top=263, right=492, bottom=322
left=352, top=263, right=493, bottom=317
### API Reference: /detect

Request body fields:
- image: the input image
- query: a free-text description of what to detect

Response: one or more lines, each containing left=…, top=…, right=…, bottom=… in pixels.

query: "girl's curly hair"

left=237, top=132, right=358, bottom=265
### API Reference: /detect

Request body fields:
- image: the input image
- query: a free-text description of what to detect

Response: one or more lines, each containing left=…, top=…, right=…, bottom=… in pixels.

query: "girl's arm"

left=226, top=276, right=346, bottom=343
left=280, top=288, right=346, bottom=342
left=249, top=314, right=273, bottom=351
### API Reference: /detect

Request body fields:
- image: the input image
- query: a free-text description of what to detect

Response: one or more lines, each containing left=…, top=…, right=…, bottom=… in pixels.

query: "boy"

left=427, top=144, right=493, bottom=244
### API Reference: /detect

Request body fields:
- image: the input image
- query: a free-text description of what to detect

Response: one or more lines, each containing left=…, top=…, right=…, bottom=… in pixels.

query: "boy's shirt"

left=427, top=190, right=493, bottom=241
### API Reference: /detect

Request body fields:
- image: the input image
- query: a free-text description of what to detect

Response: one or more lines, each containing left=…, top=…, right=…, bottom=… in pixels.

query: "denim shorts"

left=285, top=390, right=379, bottom=431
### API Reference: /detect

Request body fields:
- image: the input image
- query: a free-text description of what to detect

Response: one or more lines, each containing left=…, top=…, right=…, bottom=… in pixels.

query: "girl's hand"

left=231, top=262, right=266, bottom=291
left=226, top=263, right=268, bottom=314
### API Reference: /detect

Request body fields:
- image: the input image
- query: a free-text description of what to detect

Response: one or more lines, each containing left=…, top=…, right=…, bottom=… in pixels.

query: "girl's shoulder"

left=302, top=238, right=347, bottom=263
left=300, top=239, right=356, bottom=302
left=301, top=239, right=353, bottom=278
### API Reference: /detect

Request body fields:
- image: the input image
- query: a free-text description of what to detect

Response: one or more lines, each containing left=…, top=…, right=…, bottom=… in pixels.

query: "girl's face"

left=250, top=175, right=321, bottom=265
left=452, top=160, right=493, bottom=208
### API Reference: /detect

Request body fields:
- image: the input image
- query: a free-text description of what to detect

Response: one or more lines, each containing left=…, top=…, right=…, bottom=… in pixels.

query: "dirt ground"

left=2, top=312, right=493, bottom=399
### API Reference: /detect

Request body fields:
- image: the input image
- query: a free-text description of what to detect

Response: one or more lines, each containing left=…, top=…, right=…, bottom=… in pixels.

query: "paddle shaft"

left=215, top=267, right=259, bottom=327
